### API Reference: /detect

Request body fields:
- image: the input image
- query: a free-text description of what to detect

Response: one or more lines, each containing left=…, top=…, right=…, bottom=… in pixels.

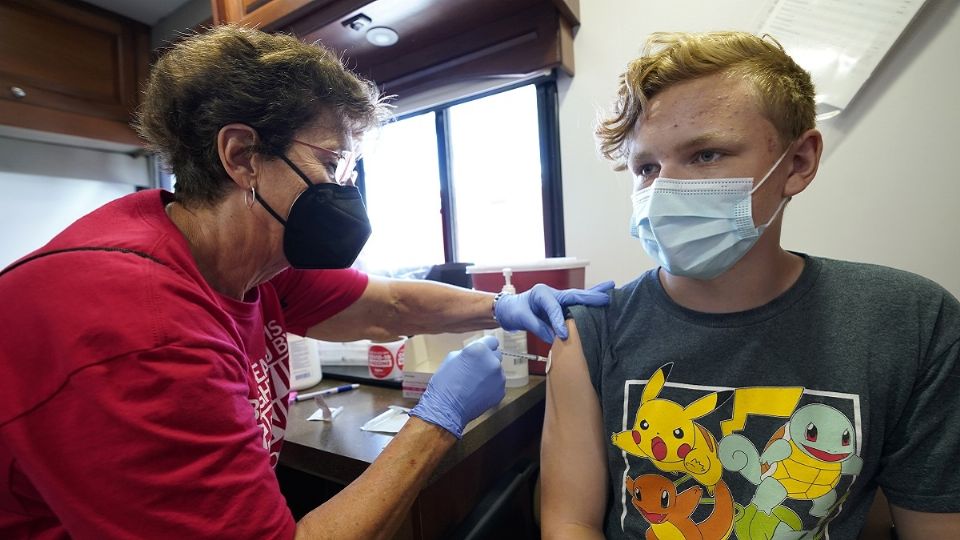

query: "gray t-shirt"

left=570, top=254, right=960, bottom=539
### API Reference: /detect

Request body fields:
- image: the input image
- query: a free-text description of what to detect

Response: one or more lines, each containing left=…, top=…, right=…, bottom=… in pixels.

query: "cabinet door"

left=212, top=0, right=578, bottom=100
left=0, top=0, right=149, bottom=144
left=213, top=0, right=329, bottom=27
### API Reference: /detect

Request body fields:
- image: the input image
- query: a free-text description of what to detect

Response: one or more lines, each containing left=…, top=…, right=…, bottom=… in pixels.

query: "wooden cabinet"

left=211, top=0, right=579, bottom=97
left=211, top=0, right=368, bottom=30
left=0, top=0, right=150, bottom=146
left=278, top=378, right=547, bottom=539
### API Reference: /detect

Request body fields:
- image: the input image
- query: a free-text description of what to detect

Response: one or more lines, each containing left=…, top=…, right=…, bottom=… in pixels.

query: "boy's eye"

left=694, top=150, right=722, bottom=164
left=636, top=163, right=660, bottom=178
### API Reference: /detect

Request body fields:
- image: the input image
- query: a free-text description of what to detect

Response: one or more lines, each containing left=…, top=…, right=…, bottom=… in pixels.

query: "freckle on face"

left=766, top=136, right=780, bottom=153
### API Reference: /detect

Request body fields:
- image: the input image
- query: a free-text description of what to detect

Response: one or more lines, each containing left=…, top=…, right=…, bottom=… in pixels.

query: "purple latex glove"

left=494, top=281, right=615, bottom=343
left=409, top=335, right=505, bottom=439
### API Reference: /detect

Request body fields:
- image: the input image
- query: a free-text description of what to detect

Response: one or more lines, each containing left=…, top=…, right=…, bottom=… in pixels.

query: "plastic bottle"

left=497, top=268, right=529, bottom=387
left=287, top=334, right=323, bottom=391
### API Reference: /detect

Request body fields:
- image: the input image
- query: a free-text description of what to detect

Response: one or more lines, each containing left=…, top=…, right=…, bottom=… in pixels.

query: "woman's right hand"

left=408, top=336, right=506, bottom=438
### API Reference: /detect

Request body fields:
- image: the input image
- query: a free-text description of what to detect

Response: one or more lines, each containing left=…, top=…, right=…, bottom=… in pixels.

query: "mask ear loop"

left=254, top=185, right=288, bottom=226
left=752, top=144, right=794, bottom=231
left=750, top=145, right=793, bottom=195
left=759, top=197, right=791, bottom=231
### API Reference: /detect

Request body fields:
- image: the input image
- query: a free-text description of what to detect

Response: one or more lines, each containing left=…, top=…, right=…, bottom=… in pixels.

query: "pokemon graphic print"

left=614, top=364, right=861, bottom=538
left=569, top=255, right=960, bottom=539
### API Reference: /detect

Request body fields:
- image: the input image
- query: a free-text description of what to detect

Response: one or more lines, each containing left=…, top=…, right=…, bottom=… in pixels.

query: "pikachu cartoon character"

left=613, top=363, right=732, bottom=489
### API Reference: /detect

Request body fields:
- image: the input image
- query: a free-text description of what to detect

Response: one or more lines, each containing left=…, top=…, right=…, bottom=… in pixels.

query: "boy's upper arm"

left=889, top=504, right=960, bottom=539
left=540, top=319, right=608, bottom=538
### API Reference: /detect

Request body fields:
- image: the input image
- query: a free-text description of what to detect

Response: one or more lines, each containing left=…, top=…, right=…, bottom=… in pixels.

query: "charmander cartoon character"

left=626, top=473, right=734, bottom=540
left=720, top=403, right=863, bottom=522
left=613, top=363, right=733, bottom=489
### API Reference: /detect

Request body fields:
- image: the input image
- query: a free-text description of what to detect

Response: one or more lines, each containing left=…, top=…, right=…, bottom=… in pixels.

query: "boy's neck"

left=658, top=239, right=805, bottom=314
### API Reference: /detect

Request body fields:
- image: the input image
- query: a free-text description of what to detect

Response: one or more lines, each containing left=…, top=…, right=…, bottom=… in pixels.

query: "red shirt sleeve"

left=269, top=268, right=369, bottom=335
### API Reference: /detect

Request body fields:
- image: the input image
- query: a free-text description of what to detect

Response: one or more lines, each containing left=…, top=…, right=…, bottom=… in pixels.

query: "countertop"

left=279, top=375, right=547, bottom=485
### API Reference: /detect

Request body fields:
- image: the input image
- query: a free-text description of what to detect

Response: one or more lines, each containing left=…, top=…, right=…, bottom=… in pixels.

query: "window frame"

left=356, top=73, right=565, bottom=263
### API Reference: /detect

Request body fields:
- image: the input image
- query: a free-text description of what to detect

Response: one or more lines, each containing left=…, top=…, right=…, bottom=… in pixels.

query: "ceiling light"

left=366, top=27, right=399, bottom=47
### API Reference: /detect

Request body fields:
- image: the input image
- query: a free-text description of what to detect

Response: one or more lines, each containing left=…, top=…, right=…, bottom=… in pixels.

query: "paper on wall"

left=756, top=0, right=928, bottom=116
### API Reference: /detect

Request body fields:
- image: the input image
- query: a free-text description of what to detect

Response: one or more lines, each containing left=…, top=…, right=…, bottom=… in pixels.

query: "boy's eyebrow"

left=679, top=131, right=745, bottom=151
left=629, top=131, right=747, bottom=164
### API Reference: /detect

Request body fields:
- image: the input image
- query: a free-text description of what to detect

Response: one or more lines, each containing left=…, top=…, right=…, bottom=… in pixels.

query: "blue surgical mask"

left=629, top=147, right=791, bottom=280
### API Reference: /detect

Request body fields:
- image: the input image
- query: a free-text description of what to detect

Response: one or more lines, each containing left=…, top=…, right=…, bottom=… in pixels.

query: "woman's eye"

left=324, top=162, right=338, bottom=177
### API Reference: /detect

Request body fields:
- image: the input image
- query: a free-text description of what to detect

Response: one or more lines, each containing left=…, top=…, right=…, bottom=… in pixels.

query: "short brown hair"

left=136, top=25, right=390, bottom=205
left=596, top=31, right=816, bottom=170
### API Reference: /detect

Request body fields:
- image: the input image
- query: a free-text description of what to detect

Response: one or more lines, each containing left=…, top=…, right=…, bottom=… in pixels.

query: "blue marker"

left=294, top=383, right=360, bottom=402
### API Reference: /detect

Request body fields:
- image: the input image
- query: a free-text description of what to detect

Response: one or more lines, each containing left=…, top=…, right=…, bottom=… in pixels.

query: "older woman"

left=0, top=26, right=611, bottom=539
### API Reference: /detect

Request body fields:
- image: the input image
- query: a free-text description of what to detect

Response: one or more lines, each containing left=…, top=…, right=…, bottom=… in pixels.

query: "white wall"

left=0, top=173, right=134, bottom=268
left=559, top=0, right=960, bottom=298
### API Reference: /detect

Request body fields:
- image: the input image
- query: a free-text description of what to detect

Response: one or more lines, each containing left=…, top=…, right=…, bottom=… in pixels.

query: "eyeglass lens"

left=293, top=139, right=358, bottom=184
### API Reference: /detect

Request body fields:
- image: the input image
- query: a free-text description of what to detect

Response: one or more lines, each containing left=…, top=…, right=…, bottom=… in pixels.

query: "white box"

left=401, top=332, right=482, bottom=399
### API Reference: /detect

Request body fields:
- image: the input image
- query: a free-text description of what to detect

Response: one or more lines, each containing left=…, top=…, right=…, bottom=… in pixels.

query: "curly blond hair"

left=596, top=31, right=816, bottom=171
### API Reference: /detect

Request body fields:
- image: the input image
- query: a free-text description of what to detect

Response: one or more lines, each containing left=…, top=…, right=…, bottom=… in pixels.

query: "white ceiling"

left=83, top=0, right=191, bottom=25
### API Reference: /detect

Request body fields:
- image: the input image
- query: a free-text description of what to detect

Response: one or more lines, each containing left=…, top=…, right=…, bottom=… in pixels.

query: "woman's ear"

left=783, top=128, right=823, bottom=197
left=217, top=124, right=259, bottom=188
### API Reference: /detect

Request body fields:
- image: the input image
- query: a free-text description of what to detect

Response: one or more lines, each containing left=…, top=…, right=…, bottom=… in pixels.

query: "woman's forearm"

left=382, top=279, right=499, bottom=336
left=294, top=417, right=456, bottom=540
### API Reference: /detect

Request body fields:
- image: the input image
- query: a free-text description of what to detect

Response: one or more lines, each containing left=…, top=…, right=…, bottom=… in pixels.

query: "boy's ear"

left=783, top=128, right=822, bottom=197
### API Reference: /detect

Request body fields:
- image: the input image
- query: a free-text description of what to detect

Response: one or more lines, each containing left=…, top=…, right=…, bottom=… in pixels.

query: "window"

left=355, top=79, right=564, bottom=275
left=355, top=112, right=444, bottom=273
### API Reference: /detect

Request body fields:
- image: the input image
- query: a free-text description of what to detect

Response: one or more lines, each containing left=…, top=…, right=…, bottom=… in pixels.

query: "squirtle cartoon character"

left=720, top=403, right=863, bottom=520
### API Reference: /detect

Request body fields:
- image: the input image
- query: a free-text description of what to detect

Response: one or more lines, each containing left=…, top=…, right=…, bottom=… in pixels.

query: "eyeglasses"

left=292, top=139, right=360, bottom=185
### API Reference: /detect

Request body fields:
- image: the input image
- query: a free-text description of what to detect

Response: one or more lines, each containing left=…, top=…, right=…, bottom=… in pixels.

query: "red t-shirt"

left=0, top=190, right=368, bottom=539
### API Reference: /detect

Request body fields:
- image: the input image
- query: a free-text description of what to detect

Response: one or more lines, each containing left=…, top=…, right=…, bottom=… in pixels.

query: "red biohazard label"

left=368, top=345, right=395, bottom=379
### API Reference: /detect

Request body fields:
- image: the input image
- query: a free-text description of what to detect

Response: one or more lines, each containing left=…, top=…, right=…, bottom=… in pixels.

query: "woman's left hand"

left=494, top=281, right=615, bottom=343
